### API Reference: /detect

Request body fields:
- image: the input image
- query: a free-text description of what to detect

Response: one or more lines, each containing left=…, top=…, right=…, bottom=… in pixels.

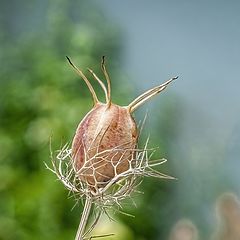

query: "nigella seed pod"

left=72, top=103, right=138, bottom=187
left=47, top=57, right=178, bottom=240
left=67, top=56, right=177, bottom=189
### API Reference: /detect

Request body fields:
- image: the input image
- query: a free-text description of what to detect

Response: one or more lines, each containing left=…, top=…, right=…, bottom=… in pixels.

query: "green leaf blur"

left=0, top=1, right=180, bottom=240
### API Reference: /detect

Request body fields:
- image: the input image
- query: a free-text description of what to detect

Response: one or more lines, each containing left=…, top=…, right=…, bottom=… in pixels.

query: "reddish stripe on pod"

left=71, top=103, right=138, bottom=187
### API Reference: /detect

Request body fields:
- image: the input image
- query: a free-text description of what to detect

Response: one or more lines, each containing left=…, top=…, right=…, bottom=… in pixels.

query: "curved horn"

left=128, top=76, right=178, bottom=113
left=66, top=56, right=99, bottom=105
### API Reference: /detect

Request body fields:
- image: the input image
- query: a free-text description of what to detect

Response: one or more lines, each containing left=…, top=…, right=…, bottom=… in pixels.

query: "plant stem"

left=75, top=197, right=92, bottom=240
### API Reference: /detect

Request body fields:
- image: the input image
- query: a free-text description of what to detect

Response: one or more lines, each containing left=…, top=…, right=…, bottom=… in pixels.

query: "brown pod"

left=67, top=56, right=177, bottom=188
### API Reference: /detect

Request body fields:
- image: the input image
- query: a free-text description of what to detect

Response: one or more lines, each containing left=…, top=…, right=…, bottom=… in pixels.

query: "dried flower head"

left=46, top=56, right=177, bottom=240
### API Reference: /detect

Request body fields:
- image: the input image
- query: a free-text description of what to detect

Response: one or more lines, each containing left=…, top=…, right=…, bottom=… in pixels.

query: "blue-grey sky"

left=99, top=0, right=240, bottom=130
left=98, top=0, right=240, bottom=234
left=98, top=0, right=240, bottom=161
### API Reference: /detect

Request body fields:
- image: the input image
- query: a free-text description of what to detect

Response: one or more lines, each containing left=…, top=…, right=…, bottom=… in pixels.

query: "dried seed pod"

left=67, top=56, right=177, bottom=189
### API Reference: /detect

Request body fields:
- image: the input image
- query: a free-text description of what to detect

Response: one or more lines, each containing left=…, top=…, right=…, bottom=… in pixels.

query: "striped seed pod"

left=67, top=56, right=177, bottom=189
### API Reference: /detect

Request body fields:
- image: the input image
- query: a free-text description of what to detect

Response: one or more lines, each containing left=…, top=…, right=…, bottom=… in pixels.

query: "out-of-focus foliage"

left=0, top=1, right=183, bottom=240
left=0, top=1, right=127, bottom=239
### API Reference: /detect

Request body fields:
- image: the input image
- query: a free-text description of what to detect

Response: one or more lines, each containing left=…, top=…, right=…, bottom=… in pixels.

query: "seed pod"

left=67, top=56, right=177, bottom=189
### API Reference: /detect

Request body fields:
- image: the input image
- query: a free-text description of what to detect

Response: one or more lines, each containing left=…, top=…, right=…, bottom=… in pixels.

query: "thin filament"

left=88, top=68, right=109, bottom=104
left=101, top=56, right=111, bottom=107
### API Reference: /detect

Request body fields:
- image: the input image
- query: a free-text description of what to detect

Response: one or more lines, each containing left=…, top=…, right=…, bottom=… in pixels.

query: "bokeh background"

left=1, top=0, right=240, bottom=239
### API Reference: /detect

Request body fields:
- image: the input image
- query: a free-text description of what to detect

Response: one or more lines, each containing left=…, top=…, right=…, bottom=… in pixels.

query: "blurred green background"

left=1, top=0, right=240, bottom=240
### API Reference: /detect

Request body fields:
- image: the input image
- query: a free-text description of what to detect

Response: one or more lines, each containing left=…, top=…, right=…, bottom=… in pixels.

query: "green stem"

left=75, top=197, right=92, bottom=240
